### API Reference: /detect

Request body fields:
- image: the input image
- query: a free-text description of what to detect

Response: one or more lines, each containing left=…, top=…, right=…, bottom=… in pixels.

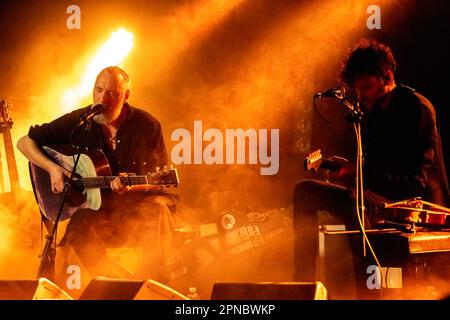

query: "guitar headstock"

left=147, top=166, right=179, bottom=187
left=0, top=100, right=14, bottom=129
left=304, top=149, right=323, bottom=173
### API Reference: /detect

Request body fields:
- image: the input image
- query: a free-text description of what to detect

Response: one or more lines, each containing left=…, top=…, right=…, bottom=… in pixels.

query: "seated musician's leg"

left=293, top=179, right=354, bottom=281
left=130, top=195, right=176, bottom=283
left=60, top=209, right=133, bottom=279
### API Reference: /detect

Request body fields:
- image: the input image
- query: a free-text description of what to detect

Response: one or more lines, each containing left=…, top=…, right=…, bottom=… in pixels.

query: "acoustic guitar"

left=29, top=145, right=179, bottom=222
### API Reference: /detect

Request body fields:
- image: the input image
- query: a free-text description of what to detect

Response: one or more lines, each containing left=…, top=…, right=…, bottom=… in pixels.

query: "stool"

left=317, top=225, right=450, bottom=299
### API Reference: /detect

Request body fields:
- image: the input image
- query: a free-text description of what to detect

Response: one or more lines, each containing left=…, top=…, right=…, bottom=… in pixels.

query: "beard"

left=92, top=103, right=125, bottom=125
left=93, top=113, right=108, bottom=125
left=93, top=109, right=118, bottom=124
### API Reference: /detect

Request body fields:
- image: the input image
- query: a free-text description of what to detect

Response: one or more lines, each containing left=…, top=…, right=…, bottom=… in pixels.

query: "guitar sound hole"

left=72, top=173, right=85, bottom=193
left=65, top=175, right=87, bottom=207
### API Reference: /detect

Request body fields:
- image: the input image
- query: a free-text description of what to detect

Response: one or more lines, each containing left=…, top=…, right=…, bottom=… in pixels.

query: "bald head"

left=96, top=66, right=131, bottom=91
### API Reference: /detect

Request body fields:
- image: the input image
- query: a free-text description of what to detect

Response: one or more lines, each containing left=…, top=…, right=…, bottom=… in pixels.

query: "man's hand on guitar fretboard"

left=110, top=173, right=163, bottom=195
left=110, top=172, right=132, bottom=195
left=327, top=156, right=355, bottom=181
left=304, top=149, right=355, bottom=185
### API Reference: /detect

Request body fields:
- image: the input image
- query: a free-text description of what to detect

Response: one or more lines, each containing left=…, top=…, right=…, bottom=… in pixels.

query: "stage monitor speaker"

left=0, top=278, right=73, bottom=300
left=79, top=277, right=189, bottom=300
left=211, top=281, right=327, bottom=300
left=134, top=279, right=189, bottom=300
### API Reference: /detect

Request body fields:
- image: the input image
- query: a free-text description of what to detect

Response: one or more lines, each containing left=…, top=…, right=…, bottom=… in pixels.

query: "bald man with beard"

left=18, top=66, right=177, bottom=283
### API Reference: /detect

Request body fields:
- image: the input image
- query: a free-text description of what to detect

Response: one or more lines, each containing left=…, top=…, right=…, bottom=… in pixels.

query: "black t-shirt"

left=363, top=84, right=449, bottom=206
left=28, top=103, right=168, bottom=176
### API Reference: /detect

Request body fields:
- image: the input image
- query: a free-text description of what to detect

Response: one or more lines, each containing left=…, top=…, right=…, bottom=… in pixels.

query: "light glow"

left=61, top=28, right=134, bottom=112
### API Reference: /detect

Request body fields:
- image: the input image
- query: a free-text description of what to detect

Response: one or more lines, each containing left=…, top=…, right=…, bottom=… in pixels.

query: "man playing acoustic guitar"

left=18, top=66, right=177, bottom=283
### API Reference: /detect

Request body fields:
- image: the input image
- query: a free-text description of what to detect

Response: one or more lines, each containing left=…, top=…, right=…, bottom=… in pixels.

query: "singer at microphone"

left=314, top=87, right=345, bottom=98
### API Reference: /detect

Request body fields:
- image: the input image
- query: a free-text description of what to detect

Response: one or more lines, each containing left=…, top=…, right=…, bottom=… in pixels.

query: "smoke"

left=0, top=192, right=41, bottom=279
left=134, top=0, right=372, bottom=217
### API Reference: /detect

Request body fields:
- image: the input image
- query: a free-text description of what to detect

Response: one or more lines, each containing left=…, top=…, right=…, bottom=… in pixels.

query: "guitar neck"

left=305, top=157, right=340, bottom=173
left=76, top=175, right=154, bottom=189
left=2, top=127, right=20, bottom=191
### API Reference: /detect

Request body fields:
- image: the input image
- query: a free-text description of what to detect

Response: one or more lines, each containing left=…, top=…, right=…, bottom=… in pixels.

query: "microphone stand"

left=314, top=92, right=384, bottom=291
left=319, top=92, right=366, bottom=256
left=334, top=94, right=387, bottom=293
left=35, top=113, right=93, bottom=280
left=332, top=93, right=367, bottom=257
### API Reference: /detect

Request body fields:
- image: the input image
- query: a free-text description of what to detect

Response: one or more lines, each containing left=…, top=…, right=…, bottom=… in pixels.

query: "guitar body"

left=29, top=146, right=110, bottom=222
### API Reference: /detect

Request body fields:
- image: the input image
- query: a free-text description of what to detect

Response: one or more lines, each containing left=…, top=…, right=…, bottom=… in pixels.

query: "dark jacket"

left=363, top=84, right=449, bottom=206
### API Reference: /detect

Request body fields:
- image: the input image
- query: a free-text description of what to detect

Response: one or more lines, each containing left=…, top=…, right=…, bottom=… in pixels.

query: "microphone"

left=314, top=87, right=345, bottom=98
left=77, top=104, right=104, bottom=128
left=81, top=104, right=105, bottom=121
